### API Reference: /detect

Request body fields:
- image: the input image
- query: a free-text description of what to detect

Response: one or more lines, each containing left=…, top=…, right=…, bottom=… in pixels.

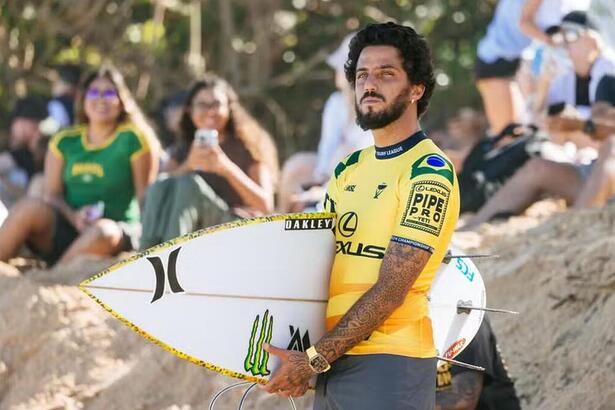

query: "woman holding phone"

left=0, top=66, right=159, bottom=266
left=139, top=74, right=279, bottom=250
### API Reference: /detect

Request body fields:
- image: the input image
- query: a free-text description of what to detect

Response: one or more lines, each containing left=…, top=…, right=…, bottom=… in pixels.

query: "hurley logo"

left=374, top=183, right=388, bottom=199
left=344, top=184, right=356, bottom=192
left=146, top=247, right=185, bottom=303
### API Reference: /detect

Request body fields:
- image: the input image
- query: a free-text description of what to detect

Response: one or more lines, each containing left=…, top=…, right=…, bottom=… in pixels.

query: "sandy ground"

left=1, top=202, right=614, bottom=409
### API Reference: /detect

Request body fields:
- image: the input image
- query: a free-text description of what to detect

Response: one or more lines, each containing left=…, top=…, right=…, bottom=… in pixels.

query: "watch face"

left=311, top=355, right=329, bottom=373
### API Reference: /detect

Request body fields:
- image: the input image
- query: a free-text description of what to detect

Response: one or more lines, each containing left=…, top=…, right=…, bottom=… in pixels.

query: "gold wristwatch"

left=306, top=346, right=331, bottom=374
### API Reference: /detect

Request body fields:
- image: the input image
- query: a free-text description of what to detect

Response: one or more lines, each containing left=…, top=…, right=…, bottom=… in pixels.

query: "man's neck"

left=371, top=107, right=420, bottom=147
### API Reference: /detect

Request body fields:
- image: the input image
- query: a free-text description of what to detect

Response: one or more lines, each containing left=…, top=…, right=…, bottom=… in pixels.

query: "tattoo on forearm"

left=315, top=242, right=430, bottom=363
left=436, top=371, right=483, bottom=410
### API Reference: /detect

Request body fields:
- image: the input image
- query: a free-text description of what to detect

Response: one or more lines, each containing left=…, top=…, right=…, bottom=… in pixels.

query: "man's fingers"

left=263, top=378, right=278, bottom=393
left=290, top=385, right=308, bottom=397
left=263, top=343, right=286, bottom=358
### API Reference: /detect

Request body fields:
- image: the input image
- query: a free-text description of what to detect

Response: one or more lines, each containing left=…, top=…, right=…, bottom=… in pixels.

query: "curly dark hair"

left=344, top=22, right=436, bottom=118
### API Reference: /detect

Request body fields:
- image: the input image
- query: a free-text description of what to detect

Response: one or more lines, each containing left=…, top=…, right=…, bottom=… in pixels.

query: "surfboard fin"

left=443, top=251, right=498, bottom=264
left=437, top=356, right=485, bottom=372
left=456, top=300, right=519, bottom=315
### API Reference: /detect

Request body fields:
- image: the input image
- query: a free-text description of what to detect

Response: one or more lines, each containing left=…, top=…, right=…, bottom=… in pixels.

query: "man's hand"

left=262, top=343, right=314, bottom=397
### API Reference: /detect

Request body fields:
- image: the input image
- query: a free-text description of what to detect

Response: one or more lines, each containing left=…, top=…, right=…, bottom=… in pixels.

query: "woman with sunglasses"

left=0, top=66, right=159, bottom=266
left=139, top=74, right=278, bottom=249
left=476, top=0, right=586, bottom=137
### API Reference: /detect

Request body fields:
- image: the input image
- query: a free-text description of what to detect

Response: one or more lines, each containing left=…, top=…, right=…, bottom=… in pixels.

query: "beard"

left=355, top=86, right=411, bottom=131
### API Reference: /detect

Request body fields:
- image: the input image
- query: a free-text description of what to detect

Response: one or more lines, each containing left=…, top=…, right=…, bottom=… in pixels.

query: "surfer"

left=263, top=23, right=460, bottom=409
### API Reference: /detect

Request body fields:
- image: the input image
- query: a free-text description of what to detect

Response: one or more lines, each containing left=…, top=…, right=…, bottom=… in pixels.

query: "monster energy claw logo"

left=244, top=310, right=274, bottom=376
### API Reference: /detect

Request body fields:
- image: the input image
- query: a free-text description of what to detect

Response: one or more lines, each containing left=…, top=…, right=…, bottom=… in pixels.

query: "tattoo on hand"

left=315, top=242, right=430, bottom=363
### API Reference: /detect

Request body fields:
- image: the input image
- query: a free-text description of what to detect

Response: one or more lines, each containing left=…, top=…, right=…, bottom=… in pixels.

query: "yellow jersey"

left=323, top=130, right=460, bottom=358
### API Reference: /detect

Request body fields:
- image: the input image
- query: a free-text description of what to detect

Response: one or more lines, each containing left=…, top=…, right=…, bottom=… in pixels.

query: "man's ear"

left=410, top=84, right=425, bottom=103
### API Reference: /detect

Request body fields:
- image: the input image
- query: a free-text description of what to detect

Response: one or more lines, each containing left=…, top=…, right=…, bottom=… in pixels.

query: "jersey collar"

left=374, top=130, right=427, bottom=160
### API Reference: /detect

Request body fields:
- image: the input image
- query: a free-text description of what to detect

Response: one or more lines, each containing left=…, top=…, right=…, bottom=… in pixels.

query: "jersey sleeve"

left=48, top=129, right=76, bottom=160
left=121, top=124, right=151, bottom=161
left=391, top=152, right=456, bottom=253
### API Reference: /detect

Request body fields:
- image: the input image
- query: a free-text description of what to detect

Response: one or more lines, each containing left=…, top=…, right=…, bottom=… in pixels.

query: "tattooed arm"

left=262, top=241, right=430, bottom=395
left=314, top=241, right=431, bottom=363
left=436, top=371, right=483, bottom=410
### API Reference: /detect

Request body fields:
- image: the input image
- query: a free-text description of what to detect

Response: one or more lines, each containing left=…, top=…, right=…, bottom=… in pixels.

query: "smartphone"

left=85, top=201, right=105, bottom=222
left=195, top=129, right=219, bottom=147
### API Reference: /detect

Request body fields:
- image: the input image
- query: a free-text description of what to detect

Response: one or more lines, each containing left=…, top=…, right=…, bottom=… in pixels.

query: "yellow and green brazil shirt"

left=49, top=122, right=150, bottom=223
left=323, top=130, right=460, bottom=358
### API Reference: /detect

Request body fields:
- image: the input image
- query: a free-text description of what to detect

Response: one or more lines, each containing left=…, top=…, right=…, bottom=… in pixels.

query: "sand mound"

left=1, top=203, right=613, bottom=409
left=0, top=257, right=312, bottom=410
left=455, top=203, right=615, bottom=410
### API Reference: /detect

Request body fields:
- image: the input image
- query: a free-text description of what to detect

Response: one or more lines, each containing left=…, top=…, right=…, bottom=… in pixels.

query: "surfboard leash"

left=209, top=381, right=297, bottom=410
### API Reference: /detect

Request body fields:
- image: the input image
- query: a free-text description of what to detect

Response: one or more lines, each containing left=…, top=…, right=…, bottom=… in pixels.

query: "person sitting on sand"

left=462, top=12, right=615, bottom=230
left=0, top=96, right=50, bottom=207
left=0, top=66, right=159, bottom=266
left=436, top=318, right=521, bottom=410
left=138, top=75, right=278, bottom=250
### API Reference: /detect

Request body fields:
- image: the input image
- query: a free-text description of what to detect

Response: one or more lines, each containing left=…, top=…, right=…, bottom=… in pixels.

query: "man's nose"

left=362, top=74, right=378, bottom=93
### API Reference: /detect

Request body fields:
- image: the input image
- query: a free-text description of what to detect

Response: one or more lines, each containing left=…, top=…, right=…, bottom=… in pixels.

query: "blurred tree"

left=0, top=0, right=494, bottom=157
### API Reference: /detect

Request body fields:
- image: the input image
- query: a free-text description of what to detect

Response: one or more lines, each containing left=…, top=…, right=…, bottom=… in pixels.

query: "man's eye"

left=356, top=72, right=367, bottom=80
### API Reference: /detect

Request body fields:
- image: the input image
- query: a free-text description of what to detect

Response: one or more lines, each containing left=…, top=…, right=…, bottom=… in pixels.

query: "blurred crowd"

left=2, top=1, right=615, bottom=263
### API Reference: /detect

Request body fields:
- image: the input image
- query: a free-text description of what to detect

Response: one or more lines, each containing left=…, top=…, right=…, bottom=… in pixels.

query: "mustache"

left=360, top=91, right=386, bottom=103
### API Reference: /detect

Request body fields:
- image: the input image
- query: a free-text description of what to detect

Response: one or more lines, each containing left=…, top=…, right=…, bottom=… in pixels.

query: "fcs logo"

left=286, top=325, right=311, bottom=352
left=244, top=310, right=274, bottom=376
left=338, top=212, right=358, bottom=237
left=146, top=247, right=185, bottom=303
left=373, top=182, right=388, bottom=199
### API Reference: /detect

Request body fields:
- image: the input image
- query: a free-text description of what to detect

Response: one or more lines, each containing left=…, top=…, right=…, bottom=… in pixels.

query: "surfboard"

left=80, top=212, right=485, bottom=385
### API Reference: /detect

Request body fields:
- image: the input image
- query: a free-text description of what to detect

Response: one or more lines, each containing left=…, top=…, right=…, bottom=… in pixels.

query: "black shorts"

left=314, top=354, right=436, bottom=410
left=36, top=209, right=139, bottom=266
left=475, top=56, right=520, bottom=80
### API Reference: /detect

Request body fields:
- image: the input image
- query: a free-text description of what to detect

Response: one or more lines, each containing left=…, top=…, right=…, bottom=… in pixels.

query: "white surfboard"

left=80, top=212, right=485, bottom=384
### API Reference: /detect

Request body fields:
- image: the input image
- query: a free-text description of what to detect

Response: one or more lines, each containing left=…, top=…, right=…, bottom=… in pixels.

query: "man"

left=463, top=11, right=615, bottom=229
left=436, top=318, right=521, bottom=410
left=262, top=23, right=460, bottom=409
left=0, top=96, right=49, bottom=207
left=48, top=64, right=81, bottom=128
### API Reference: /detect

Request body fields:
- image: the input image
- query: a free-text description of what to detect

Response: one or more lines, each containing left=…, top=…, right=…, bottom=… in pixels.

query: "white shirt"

left=313, top=91, right=373, bottom=182
left=547, top=52, right=615, bottom=118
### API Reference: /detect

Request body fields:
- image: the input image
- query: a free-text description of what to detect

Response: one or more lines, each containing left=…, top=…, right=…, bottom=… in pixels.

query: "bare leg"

left=477, top=78, right=525, bottom=136
left=574, top=136, right=615, bottom=208
left=57, top=218, right=125, bottom=265
left=462, top=158, right=583, bottom=230
left=0, top=198, right=55, bottom=261
left=277, top=152, right=317, bottom=213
